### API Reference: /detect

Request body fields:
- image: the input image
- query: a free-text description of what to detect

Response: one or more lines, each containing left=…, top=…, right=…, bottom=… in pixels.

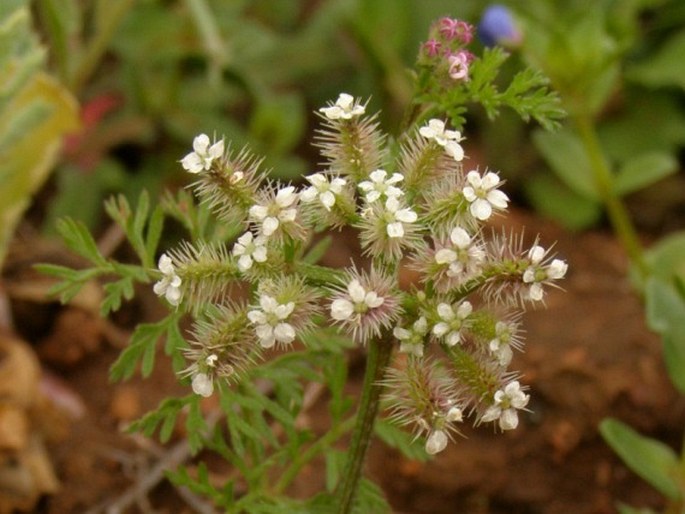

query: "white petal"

left=385, top=186, right=404, bottom=199
left=548, top=259, right=568, bottom=279
left=158, top=254, right=174, bottom=274
left=499, top=409, right=519, bottom=430
left=192, top=373, right=214, bottom=397
left=255, top=323, right=274, bottom=342
left=528, top=245, right=546, bottom=263
left=446, top=331, right=461, bottom=346
left=414, top=317, right=428, bottom=333
left=347, top=280, right=366, bottom=303
left=320, top=191, right=336, bottom=210
left=432, top=322, right=450, bottom=337
left=446, top=407, right=463, bottom=423
left=365, top=190, right=381, bottom=203
left=275, top=302, right=295, bottom=319
left=181, top=153, right=203, bottom=173
left=466, top=170, right=482, bottom=188
left=386, top=173, right=404, bottom=185
left=193, top=134, right=210, bottom=153
left=529, top=283, right=544, bottom=301
left=470, top=199, right=493, bottom=221
left=387, top=222, right=404, bottom=238
left=260, top=295, right=278, bottom=312
left=456, top=301, right=472, bottom=318
left=337, top=93, right=354, bottom=109
left=461, top=186, right=477, bottom=202
left=274, top=322, right=296, bottom=343
left=279, top=208, right=297, bottom=222
left=330, top=177, right=347, bottom=191
left=358, top=180, right=373, bottom=192
left=238, top=254, right=253, bottom=271
left=481, top=172, right=501, bottom=190
left=262, top=217, right=279, bottom=236
left=166, top=286, right=182, bottom=306
left=247, top=310, right=267, bottom=324
left=249, top=205, right=268, bottom=220
left=252, top=246, right=268, bottom=263
left=369, top=169, right=387, bottom=183
left=435, top=248, right=457, bottom=265
left=393, top=327, right=411, bottom=340
left=487, top=189, right=509, bottom=209
left=153, top=279, right=167, bottom=296
left=306, top=173, right=326, bottom=186
left=300, top=186, right=318, bottom=203
left=395, top=208, right=417, bottom=223
left=331, top=299, right=354, bottom=320
left=364, top=292, right=384, bottom=308
left=481, top=405, right=501, bottom=423
left=425, top=430, right=448, bottom=455
left=208, top=140, right=224, bottom=159
left=450, top=227, right=471, bottom=248
left=237, top=231, right=253, bottom=246
left=320, top=106, right=342, bottom=120
left=437, top=303, right=455, bottom=321
left=276, top=186, right=297, bottom=207
left=385, top=196, right=400, bottom=212
left=444, top=140, right=464, bottom=161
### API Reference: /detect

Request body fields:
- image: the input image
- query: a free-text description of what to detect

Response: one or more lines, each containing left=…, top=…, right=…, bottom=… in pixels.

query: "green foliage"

left=600, top=418, right=683, bottom=501
left=374, top=418, right=428, bottom=462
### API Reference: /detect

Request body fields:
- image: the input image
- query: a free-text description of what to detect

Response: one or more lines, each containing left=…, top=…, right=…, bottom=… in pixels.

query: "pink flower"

left=448, top=51, right=473, bottom=81
left=422, top=39, right=442, bottom=58
left=439, top=18, right=474, bottom=43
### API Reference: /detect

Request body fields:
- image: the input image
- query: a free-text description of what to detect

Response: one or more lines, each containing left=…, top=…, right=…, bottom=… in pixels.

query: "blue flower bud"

left=478, top=5, right=521, bottom=48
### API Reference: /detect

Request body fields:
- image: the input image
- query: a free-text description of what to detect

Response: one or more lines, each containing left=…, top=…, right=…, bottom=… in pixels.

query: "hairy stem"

left=334, top=336, right=393, bottom=513
left=574, top=115, right=648, bottom=278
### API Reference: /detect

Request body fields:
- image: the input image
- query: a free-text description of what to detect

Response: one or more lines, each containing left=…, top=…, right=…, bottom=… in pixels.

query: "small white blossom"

left=419, top=119, right=465, bottom=161
left=232, top=231, right=268, bottom=272
left=192, top=372, right=214, bottom=397
left=425, top=429, right=448, bottom=455
left=481, top=380, right=529, bottom=431
left=393, top=316, right=429, bottom=357
left=300, top=173, right=346, bottom=211
left=446, top=406, right=463, bottom=423
left=181, top=134, right=224, bottom=174
left=522, top=245, right=568, bottom=301
left=358, top=169, right=405, bottom=203
left=153, top=254, right=182, bottom=306
left=489, top=321, right=514, bottom=367
left=331, top=279, right=384, bottom=321
left=248, top=294, right=296, bottom=348
left=384, top=197, right=418, bottom=239
left=249, top=186, right=298, bottom=237
left=434, top=227, right=485, bottom=278
left=319, top=93, right=365, bottom=120
left=432, top=301, right=472, bottom=347
left=462, top=170, right=509, bottom=221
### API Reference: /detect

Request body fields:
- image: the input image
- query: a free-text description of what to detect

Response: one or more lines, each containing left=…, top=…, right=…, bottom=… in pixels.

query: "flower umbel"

left=181, top=134, right=224, bottom=174
left=432, top=301, right=472, bottom=347
left=232, top=231, right=268, bottom=272
left=300, top=173, right=347, bottom=211
left=394, top=317, right=429, bottom=357
left=523, top=245, right=568, bottom=301
left=249, top=186, right=300, bottom=237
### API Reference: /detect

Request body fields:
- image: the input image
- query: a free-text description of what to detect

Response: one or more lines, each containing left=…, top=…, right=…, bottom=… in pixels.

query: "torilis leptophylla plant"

left=154, top=92, right=567, bottom=463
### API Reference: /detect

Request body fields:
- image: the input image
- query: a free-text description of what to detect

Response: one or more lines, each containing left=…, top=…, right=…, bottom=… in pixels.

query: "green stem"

left=574, top=115, right=648, bottom=278
left=273, top=415, right=356, bottom=494
left=334, top=336, right=393, bottom=514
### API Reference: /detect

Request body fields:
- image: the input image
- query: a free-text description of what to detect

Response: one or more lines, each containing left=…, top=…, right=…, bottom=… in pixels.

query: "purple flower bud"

left=478, top=5, right=522, bottom=48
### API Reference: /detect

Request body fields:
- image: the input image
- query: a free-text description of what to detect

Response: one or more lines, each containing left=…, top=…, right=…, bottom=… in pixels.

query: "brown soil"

left=3, top=208, right=683, bottom=514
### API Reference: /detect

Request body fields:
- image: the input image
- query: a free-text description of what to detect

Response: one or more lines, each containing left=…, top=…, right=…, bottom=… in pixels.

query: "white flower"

left=481, top=380, right=529, bottom=431
left=247, top=295, right=296, bottom=348
left=425, top=429, right=448, bottom=455
left=330, top=279, right=384, bottom=321
left=249, top=186, right=298, bottom=237
left=192, top=372, right=214, bottom=397
left=232, top=231, right=268, bottom=272
left=462, top=170, right=509, bottom=221
left=181, top=134, right=224, bottom=174
left=358, top=169, right=405, bottom=203
left=393, top=316, right=429, bottom=357
left=489, top=321, right=514, bottom=367
left=448, top=51, right=470, bottom=81
left=300, top=173, right=346, bottom=211
left=153, top=254, right=182, bottom=306
left=446, top=406, right=463, bottom=423
left=319, top=93, right=365, bottom=120
left=419, top=119, right=465, bottom=161
left=383, top=197, right=418, bottom=239
left=522, top=245, right=568, bottom=301
left=434, top=227, right=485, bottom=278
left=432, top=301, right=472, bottom=346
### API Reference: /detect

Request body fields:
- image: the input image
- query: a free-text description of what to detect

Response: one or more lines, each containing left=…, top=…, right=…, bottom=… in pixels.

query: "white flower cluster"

left=419, top=119, right=465, bottom=162
left=181, top=134, right=224, bottom=174
left=248, top=295, right=296, bottom=349
left=319, top=93, right=365, bottom=120
left=523, top=245, right=568, bottom=301
left=331, top=279, right=384, bottom=321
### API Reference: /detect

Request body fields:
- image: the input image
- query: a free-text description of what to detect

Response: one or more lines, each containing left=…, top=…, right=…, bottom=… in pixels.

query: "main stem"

left=574, top=115, right=648, bottom=279
left=334, top=336, right=394, bottom=514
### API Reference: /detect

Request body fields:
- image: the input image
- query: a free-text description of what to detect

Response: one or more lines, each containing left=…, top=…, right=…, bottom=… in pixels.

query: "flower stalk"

left=334, top=336, right=394, bottom=514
